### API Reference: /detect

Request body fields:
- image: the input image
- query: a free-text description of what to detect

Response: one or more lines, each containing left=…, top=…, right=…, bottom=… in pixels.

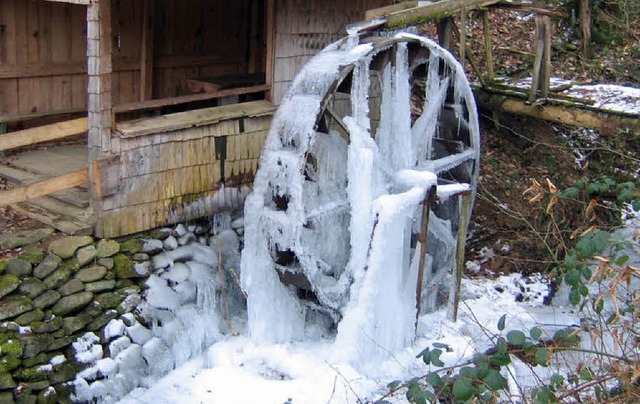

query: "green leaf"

left=580, top=284, right=589, bottom=297
left=418, top=347, right=431, bottom=365
left=535, top=348, right=550, bottom=367
left=452, top=378, right=474, bottom=401
left=580, top=265, right=592, bottom=280
left=423, top=390, right=436, bottom=403
left=506, top=330, right=526, bottom=346
left=579, top=367, right=594, bottom=381
left=530, top=327, right=543, bottom=341
left=497, top=314, right=506, bottom=331
left=430, top=349, right=444, bottom=367
left=569, top=287, right=582, bottom=306
left=475, top=360, right=490, bottom=379
left=406, top=380, right=427, bottom=404
left=460, top=366, right=477, bottom=379
left=483, top=369, right=507, bottom=391
left=618, top=188, right=634, bottom=203
left=533, top=386, right=556, bottom=404
left=575, top=231, right=609, bottom=259
left=632, top=199, right=640, bottom=211
left=490, top=353, right=511, bottom=367
left=496, top=338, right=508, bottom=354
left=616, top=255, right=630, bottom=266
left=550, top=373, right=565, bottom=387
left=425, top=372, right=443, bottom=389
left=558, top=187, right=579, bottom=199
left=564, top=269, right=581, bottom=287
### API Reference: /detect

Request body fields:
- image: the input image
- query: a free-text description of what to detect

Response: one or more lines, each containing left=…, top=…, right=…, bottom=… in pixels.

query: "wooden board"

left=0, top=164, right=89, bottom=208
left=0, top=118, right=87, bottom=151
left=0, top=170, right=87, bottom=207
left=116, top=100, right=275, bottom=137
left=12, top=196, right=94, bottom=235
left=3, top=144, right=88, bottom=176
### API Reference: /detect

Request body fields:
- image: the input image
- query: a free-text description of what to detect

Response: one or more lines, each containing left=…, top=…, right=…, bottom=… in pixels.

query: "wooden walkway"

left=0, top=145, right=94, bottom=235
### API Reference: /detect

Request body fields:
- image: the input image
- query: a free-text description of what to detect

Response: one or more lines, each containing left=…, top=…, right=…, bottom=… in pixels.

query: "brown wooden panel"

left=0, top=79, right=19, bottom=115
left=0, top=0, right=17, bottom=65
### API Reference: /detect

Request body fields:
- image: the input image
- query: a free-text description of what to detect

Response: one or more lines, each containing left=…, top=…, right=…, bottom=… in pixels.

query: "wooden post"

left=459, top=7, right=467, bottom=67
left=264, top=0, right=276, bottom=102
left=415, top=186, right=437, bottom=325
left=0, top=123, right=6, bottom=157
left=528, top=15, right=550, bottom=104
left=579, top=0, right=591, bottom=60
left=438, top=17, right=454, bottom=50
left=482, top=10, right=494, bottom=82
left=447, top=191, right=472, bottom=322
left=140, top=0, right=154, bottom=101
left=87, top=0, right=113, bottom=228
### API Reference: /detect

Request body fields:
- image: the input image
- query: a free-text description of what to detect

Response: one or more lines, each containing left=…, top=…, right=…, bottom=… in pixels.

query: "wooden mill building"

left=0, top=0, right=391, bottom=237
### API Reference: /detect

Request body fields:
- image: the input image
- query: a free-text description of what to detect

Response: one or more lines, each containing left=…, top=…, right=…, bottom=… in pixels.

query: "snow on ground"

left=506, top=77, right=640, bottom=115
left=119, top=272, right=578, bottom=404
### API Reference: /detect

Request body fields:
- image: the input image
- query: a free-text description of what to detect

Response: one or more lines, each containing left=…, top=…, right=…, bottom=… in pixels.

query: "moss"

left=118, top=238, right=143, bottom=254
left=0, top=260, right=7, bottom=274
left=1, top=339, right=22, bottom=357
left=113, top=254, right=137, bottom=279
left=0, top=354, right=21, bottom=372
left=19, top=249, right=45, bottom=265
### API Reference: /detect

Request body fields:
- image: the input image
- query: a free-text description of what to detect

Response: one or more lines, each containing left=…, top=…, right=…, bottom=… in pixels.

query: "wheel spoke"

left=416, top=149, right=477, bottom=174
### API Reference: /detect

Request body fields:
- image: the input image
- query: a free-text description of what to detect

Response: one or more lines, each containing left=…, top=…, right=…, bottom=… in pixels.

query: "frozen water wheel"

left=242, top=33, right=480, bottom=344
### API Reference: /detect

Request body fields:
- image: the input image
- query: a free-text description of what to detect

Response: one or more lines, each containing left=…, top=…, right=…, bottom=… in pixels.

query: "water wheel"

left=241, top=33, right=480, bottom=353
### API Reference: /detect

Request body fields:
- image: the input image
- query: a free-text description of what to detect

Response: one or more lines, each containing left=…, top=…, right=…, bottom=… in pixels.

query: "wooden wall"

left=0, top=0, right=265, bottom=121
left=271, top=0, right=391, bottom=103
left=95, top=100, right=275, bottom=238
left=0, top=0, right=87, bottom=119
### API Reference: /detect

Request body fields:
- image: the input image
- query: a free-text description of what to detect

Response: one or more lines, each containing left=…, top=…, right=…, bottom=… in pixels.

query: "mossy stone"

left=75, top=245, right=97, bottom=268
left=33, top=290, right=61, bottom=311
left=47, top=236, right=93, bottom=259
left=84, top=280, right=116, bottom=293
left=6, top=258, right=32, bottom=277
left=62, top=317, right=89, bottom=336
left=0, top=354, right=21, bottom=372
left=15, top=393, right=37, bottom=404
left=33, top=255, right=62, bottom=280
left=0, top=260, right=7, bottom=274
left=43, top=268, right=71, bottom=289
left=51, top=292, right=93, bottom=316
left=0, top=274, right=20, bottom=299
left=113, top=254, right=138, bottom=279
left=119, top=238, right=143, bottom=254
left=18, top=277, right=47, bottom=299
left=37, top=387, right=58, bottom=404
left=75, top=266, right=107, bottom=283
left=57, top=279, right=84, bottom=297
left=15, top=309, right=45, bottom=326
left=87, top=311, right=118, bottom=332
left=21, top=334, right=53, bottom=359
left=22, top=352, right=49, bottom=368
left=1, top=338, right=23, bottom=356
left=31, top=317, right=63, bottom=334
left=0, top=392, right=14, bottom=403
left=96, top=240, right=120, bottom=258
left=0, top=371, right=16, bottom=389
left=93, top=292, right=123, bottom=310
left=19, top=249, right=45, bottom=265
left=0, top=295, right=34, bottom=321
left=15, top=364, right=51, bottom=382
left=47, top=335, right=76, bottom=352
left=97, top=257, right=114, bottom=270
left=49, top=363, right=82, bottom=384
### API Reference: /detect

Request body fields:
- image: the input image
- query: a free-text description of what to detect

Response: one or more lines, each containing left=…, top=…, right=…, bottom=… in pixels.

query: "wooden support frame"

left=528, top=15, right=552, bottom=104
left=264, top=0, right=276, bottom=102
left=0, top=118, right=88, bottom=152
left=0, top=170, right=88, bottom=208
left=447, top=191, right=473, bottom=322
left=140, top=0, right=155, bottom=101
left=385, top=0, right=501, bottom=27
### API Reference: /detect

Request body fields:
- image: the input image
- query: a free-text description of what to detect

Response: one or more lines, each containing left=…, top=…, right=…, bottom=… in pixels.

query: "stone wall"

left=0, top=215, right=244, bottom=403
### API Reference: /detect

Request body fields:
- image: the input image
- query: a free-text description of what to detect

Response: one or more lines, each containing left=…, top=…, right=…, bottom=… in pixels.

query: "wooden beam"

left=140, top=0, right=155, bottom=101
left=44, top=0, right=90, bottom=5
left=482, top=10, right=495, bottom=82
left=0, top=170, right=88, bottom=208
left=385, top=0, right=502, bottom=27
left=474, top=88, right=640, bottom=135
left=0, top=118, right=88, bottom=152
left=265, top=0, right=276, bottom=102
left=366, top=1, right=419, bottom=20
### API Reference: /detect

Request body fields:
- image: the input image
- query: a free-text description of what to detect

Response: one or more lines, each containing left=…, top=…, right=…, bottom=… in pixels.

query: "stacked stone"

left=0, top=216, right=245, bottom=403
left=0, top=235, right=149, bottom=403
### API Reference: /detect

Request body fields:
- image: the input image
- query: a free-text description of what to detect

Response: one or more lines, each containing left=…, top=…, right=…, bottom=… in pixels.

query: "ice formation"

left=241, top=32, right=480, bottom=368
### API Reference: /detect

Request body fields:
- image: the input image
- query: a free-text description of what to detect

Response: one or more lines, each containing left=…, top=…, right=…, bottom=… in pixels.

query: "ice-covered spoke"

left=416, top=149, right=477, bottom=174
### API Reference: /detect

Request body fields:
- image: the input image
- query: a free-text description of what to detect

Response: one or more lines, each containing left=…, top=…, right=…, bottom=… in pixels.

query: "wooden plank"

left=0, top=117, right=87, bottom=151
left=0, top=164, right=89, bottom=208
left=140, top=0, right=155, bottom=101
left=12, top=201, right=89, bottom=235
left=385, top=0, right=502, bottom=27
left=265, top=0, right=276, bottom=102
left=44, top=0, right=90, bottom=5
left=365, top=1, right=418, bottom=20
left=0, top=169, right=88, bottom=207
left=116, top=99, right=275, bottom=138
left=114, top=84, right=271, bottom=114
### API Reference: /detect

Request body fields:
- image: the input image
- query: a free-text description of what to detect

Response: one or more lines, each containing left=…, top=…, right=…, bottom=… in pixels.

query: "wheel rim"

left=242, top=33, right=480, bottom=342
